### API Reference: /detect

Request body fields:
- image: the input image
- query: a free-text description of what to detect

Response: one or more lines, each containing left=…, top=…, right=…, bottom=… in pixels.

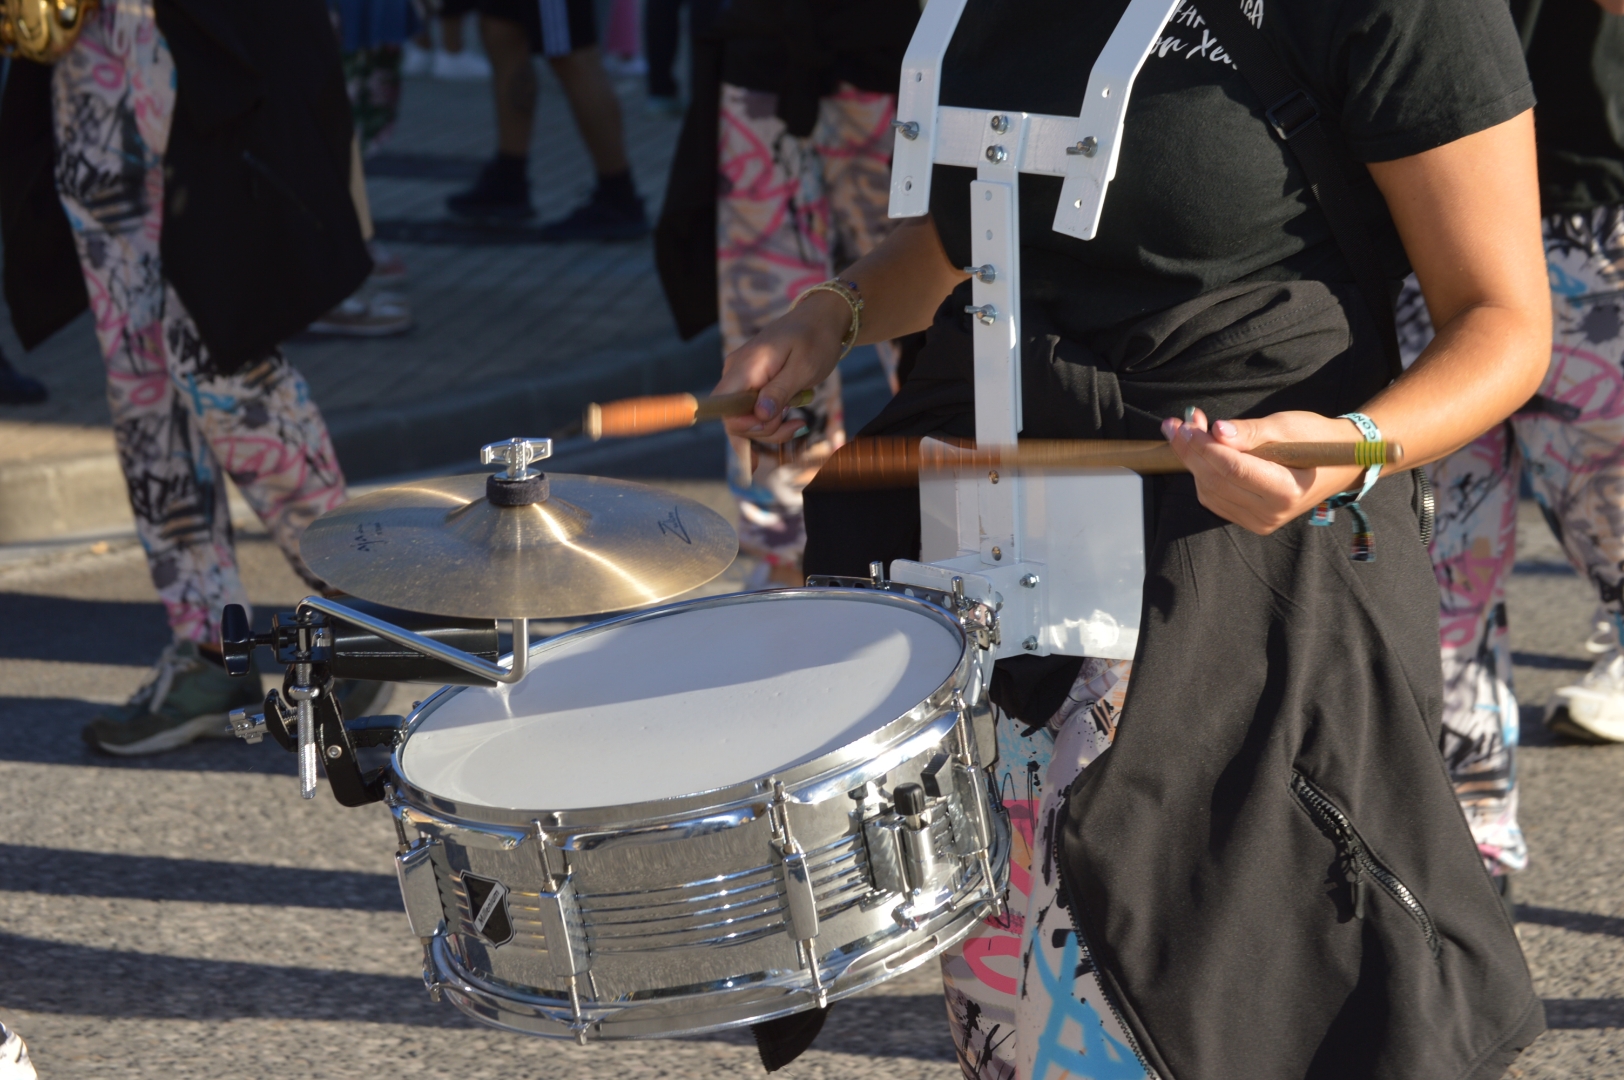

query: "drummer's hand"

left=1161, top=409, right=1368, bottom=535
left=714, top=291, right=850, bottom=444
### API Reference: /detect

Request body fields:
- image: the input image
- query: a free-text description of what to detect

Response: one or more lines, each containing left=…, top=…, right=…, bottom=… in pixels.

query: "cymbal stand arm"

left=296, top=597, right=530, bottom=685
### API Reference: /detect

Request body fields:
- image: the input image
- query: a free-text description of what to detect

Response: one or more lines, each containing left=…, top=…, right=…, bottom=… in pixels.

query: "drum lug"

left=530, top=823, right=593, bottom=981
left=769, top=781, right=828, bottom=1007
left=396, top=839, right=447, bottom=938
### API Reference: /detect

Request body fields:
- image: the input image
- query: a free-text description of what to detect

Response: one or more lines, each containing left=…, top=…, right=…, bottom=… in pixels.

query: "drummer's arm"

left=716, top=217, right=968, bottom=443
left=1166, top=110, right=1550, bottom=533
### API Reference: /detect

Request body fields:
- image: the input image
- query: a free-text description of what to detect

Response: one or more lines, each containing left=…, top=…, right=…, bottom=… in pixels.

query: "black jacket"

left=0, top=0, right=369, bottom=373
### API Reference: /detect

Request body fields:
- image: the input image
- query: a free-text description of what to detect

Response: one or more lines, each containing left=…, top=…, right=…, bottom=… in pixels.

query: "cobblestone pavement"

left=0, top=495, right=1618, bottom=1078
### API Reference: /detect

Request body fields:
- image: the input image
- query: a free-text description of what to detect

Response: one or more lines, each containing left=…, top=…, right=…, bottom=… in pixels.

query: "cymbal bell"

left=300, top=473, right=738, bottom=620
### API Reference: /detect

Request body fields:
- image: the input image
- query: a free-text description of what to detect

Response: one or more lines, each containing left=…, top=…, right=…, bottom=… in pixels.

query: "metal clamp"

left=480, top=436, right=551, bottom=480
left=964, top=304, right=997, bottom=326
left=1066, top=136, right=1099, bottom=157
left=228, top=706, right=266, bottom=744
left=962, top=264, right=997, bottom=284
left=891, top=118, right=920, bottom=140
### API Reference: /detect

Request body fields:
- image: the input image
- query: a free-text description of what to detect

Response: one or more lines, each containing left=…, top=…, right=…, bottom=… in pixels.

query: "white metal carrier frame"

left=877, top=0, right=1186, bottom=661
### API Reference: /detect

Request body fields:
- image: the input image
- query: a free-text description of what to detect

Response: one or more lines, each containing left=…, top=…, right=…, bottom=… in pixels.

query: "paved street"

left=0, top=496, right=1619, bottom=1078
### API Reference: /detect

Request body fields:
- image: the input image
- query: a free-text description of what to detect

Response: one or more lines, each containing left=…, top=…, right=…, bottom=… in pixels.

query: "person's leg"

left=937, top=659, right=1138, bottom=1079
left=53, top=8, right=263, bottom=753
left=445, top=12, right=538, bottom=219
left=817, top=83, right=904, bottom=389
left=1397, top=277, right=1527, bottom=878
left=547, top=46, right=629, bottom=175
left=1527, top=207, right=1624, bottom=743
left=716, top=82, right=840, bottom=585
left=536, top=17, right=647, bottom=241
left=643, top=0, right=684, bottom=100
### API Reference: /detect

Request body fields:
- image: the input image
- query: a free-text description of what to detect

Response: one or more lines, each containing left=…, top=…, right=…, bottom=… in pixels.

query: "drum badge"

left=461, top=873, right=515, bottom=946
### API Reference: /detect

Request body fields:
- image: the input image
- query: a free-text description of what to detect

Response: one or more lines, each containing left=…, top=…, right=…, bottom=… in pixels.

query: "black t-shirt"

left=929, top=0, right=1534, bottom=341
left=1515, top=0, right=1624, bottom=212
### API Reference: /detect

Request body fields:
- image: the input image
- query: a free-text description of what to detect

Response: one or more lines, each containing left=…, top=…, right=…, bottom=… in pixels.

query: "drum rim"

left=387, top=586, right=982, bottom=830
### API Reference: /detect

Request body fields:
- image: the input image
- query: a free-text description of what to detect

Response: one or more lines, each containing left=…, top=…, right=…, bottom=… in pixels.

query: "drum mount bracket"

left=219, top=603, right=396, bottom=808
left=807, top=562, right=1001, bottom=653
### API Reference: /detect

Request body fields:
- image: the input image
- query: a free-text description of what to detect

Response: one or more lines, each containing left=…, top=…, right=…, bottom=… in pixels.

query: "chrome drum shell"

left=386, top=588, right=1009, bottom=1041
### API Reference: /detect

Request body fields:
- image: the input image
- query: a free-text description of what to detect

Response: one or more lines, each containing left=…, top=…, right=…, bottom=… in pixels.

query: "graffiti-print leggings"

left=52, top=5, right=346, bottom=645
left=940, top=660, right=1151, bottom=1080
left=717, top=83, right=898, bottom=570
left=1396, top=206, right=1624, bottom=875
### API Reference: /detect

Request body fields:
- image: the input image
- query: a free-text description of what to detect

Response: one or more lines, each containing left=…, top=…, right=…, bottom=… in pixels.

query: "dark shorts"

left=474, top=0, right=597, bottom=56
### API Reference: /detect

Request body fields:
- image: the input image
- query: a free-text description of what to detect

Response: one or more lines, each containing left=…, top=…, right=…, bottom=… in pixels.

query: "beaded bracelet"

left=794, top=279, right=864, bottom=360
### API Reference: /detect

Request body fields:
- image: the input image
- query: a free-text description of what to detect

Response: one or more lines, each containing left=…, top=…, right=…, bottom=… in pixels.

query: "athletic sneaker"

left=0, top=1022, right=36, bottom=1080
left=82, top=641, right=264, bottom=756
left=432, top=48, right=492, bottom=80
left=446, top=158, right=534, bottom=221
left=367, top=240, right=408, bottom=283
left=1545, top=616, right=1624, bottom=743
left=307, top=291, right=413, bottom=337
left=402, top=41, right=433, bottom=77
left=536, top=188, right=649, bottom=242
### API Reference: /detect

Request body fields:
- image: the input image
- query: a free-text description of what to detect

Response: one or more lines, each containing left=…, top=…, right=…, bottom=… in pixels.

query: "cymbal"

left=300, top=473, right=738, bottom=620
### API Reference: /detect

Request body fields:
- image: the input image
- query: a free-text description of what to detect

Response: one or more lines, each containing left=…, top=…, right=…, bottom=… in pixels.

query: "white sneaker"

left=432, top=49, right=492, bottom=80
left=1546, top=616, right=1624, bottom=743
left=0, top=1024, right=37, bottom=1080
left=402, top=41, right=433, bottom=77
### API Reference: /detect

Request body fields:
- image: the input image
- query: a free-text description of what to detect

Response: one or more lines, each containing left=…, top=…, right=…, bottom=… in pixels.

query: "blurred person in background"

left=445, top=0, right=646, bottom=239
left=1393, top=0, right=1624, bottom=907
left=642, top=0, right=719, bottom=115
left=0, top=1020, right=33, bottom=1080
left=404, top=0, right=494, bottom=79
left=656, top=0, right=921, bottom=588
left=314, top=0, right=419, bottom=337
left=0, top=0, right=385, bottom=755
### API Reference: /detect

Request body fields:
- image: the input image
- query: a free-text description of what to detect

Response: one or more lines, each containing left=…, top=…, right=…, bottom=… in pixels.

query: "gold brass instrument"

left=1, top=0, right=98, bottom=63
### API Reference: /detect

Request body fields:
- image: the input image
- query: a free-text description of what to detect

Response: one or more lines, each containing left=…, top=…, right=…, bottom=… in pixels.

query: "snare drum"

left=387, top=587, right=1008, bottom=1041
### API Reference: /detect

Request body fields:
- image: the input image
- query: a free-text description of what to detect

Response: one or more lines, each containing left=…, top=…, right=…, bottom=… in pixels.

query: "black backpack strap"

left=1199, top=1, right=1404, bottom=382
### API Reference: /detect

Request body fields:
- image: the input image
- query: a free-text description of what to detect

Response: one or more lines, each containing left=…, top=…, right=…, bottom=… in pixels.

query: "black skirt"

left=803, top=279, right=1543, bottom=1080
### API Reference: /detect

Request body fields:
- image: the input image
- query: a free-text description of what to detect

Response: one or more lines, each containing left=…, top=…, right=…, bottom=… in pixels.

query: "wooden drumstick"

left=584, top=388, right=817, bottom=440
left=809, top=437, right=1406, bottom=489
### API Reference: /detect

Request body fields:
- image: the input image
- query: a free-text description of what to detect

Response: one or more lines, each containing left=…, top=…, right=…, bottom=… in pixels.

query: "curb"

left=324, top=327, right=721, bottom=481
left=0, top=328, right=722, bottom=545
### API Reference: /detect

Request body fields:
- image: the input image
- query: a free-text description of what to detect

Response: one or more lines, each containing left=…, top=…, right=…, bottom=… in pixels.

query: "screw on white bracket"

left=964, top=304, right=998, bottom=326
left=480, top=437, right=552, bottom=480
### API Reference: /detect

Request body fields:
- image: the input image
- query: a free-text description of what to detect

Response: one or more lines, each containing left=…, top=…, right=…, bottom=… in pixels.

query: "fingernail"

left=1183, top=406, right=1196, bottom=423
left=1161, top=417, right=1178, bottom=439
left=1181, top=423, right=1196, bottom=441
left=757, top=396, right=778, bottom=420
left=1214, top=420, right=1237, bottom=437
left=793, top=425, right=810, bottom=438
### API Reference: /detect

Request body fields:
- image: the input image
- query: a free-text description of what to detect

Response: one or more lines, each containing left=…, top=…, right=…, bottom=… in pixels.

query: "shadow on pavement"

left=0, top=845, right=399, bottom=911
left=0, top=931, right=956, bottom=1056
left=0, top=593, right=169, bottom=665
left=1517, top=904, right=1624, bottom=940
left=1543, top=998, right=1624, bottom=1029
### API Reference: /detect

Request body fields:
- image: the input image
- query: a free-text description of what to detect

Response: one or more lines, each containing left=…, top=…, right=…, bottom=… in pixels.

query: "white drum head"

left=398, top=594, right=963, bottom=810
